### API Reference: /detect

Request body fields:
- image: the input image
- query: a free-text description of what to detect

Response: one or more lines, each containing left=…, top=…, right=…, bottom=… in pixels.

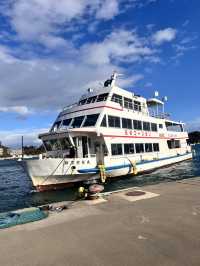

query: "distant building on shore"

left=0, top=142, right=11, bottom=157
left=10, top=149, right=22, bottom=158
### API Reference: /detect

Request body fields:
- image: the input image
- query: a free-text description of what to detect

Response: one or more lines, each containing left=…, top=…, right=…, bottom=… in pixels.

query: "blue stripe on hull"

left=78, top=152, right=192, bottom=174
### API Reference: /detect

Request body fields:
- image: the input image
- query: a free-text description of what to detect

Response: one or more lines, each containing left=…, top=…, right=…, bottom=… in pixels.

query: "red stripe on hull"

left=36, top=182, right=75, bottom=192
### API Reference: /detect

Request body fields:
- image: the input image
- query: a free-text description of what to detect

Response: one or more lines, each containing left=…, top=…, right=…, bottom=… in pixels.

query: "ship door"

left=82, top=136, right=88, bottom=158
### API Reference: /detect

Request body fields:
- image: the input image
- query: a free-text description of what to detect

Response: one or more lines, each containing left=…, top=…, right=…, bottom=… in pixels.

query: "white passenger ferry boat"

left=23, top=73, right=192, bottom=191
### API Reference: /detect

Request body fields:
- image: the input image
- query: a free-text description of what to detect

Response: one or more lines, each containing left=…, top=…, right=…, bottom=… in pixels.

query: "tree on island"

left=188, top=131, right=200, bottom=144
left=23, top=145, right=45, bottom=155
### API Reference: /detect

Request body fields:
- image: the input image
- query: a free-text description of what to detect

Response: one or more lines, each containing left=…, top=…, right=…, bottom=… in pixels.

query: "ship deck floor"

left=1, top=177, right=200, bottom=266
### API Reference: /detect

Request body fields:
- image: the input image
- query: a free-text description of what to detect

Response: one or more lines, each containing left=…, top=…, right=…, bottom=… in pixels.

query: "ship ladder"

left=98, top=164, right=107, bottom=183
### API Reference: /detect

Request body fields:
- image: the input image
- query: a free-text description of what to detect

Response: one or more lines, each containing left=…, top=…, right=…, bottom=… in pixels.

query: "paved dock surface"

left=1, top=177, right=200, bottom=266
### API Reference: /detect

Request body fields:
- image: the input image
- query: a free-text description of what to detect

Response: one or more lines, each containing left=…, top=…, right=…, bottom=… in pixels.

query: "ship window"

left=108, top=115, right=121, bottom=128
left=52, top=121, right=61, bottom=131
left=151, top=123, right=158, bottom=132
left=86, top=96, right=97, bottom=104
left=159, top=124, right=163, bottom=129
left=124, top=97, right=133, bottom=109
left=43, top=140, right=52, bottom=151
left=111, top=94, right=123, bottom=106
left=97, top=93, right=109, bottom=102
left=71, top=116, right=85, bottom=128
left=122, top=118, right=132, bottom=129
left=62, top=118, right=72, bottom=127
left=133, top=120, right=142, bottom=130
left=83, top=114, right=99, bottom=127
left=135, top=143, right=144, bottom=153
left=145, top=143, right=153, bottom=153
left=101, top=115, right=107, bottom=127
left=50, top=139, right=61, bottom=151
left=79, top=99, right=87, bottom=105
left=165, top=122, right=183, bottom=132
left=175, top=140, right=181, bottom=148
left=143, top=121, right=150, bottom=131
left=124, top=144, right=135, bottom=154
left=134, top=101, right=141, bottom=111
left=111, top=144, right=123, bottom=156
left=167, top=139, right=181, bottom=149
left=60, top=138, right=71, bottom=150
left=153, top=143, right=159, bottom=152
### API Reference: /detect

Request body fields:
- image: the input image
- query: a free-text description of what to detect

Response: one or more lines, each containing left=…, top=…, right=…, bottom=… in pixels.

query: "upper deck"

left=43, top=73, right=187, bottom=139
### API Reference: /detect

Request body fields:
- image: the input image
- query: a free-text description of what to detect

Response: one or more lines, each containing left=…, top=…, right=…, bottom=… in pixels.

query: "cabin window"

left=71, top=116, right=84, bottom=128
left=108, top=115, right=121, bottom=128
left=165, top=122, right=183, bottom=132
left=133, top=120, right=142, bottom=130
left=135, top=143, right=144, bottom=153
left=43, top=140, right=52, bottom=151
left=50, top=139, right=61, bottom=151
left=167, top=139, right=181, bottom=149
left=145, top=143, right=153, bottom=153
left=151, top=123, right=158, bottom=132
left=83, top=114, right=99, bottom=127
left=111, top=144, right=123, bottom=155
left=60, top=138, right=71, bottom=150
left=62, top=118, right=72, bottom=127
left=86, top=96, right=97, bottom=104
left=101, top=115, right=107, bottom=127
left=52, top=121, right=61, bottom=131
left=143, top=122, right=150, bottom=131
left=124, top=97, right=133, bottom=109
left=122, top=118, right=132, bottom=129
left=134, top=101, right=141, bottom=111
left=111, top=94, right=123, bottom=106
left=97, top=93, right=109, bottom=102
left=79, top=99, right=87, bottom=105
left=124, top=144, right=135, bottom=154
left=153, top=143, right=160, bottom=152
left=159, top=124, right=163, bottom=129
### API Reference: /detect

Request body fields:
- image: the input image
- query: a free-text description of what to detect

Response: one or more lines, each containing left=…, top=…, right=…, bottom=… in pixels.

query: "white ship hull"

left=23, top=152, right=192, bottom=191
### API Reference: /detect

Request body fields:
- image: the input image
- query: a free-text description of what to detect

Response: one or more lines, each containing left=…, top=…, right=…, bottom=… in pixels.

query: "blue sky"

left=0, top=0, right=199, bottom=147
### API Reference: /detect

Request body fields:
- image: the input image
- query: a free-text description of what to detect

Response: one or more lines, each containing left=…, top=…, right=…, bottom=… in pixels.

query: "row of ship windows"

left=53, top=113, right=163, bottom=131
left=111, top=94, right=142, bottom=111
left=111, top=143, right=160, bottom=156
left=78, top=93, right=142, bottom=112
left=101, top=115, right=162, bottom=131
left=52, top=114, right=100, bottom=130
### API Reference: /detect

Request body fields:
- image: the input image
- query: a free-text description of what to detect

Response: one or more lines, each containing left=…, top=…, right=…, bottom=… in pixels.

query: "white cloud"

left=0, top=106, right=32, bottom=116
left=81, top=29, right=154, bottom=65
left=7, top=0, right=121, bottom=47
left=152, top=28, right=177, bottom=45
left=0, top=128, right=48, bottom=148
left=0, top=28, right=158, bottom=113
left=96, top=0, right=119, bottom=20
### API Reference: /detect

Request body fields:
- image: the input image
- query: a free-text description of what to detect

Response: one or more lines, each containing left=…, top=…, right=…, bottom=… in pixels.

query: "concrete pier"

left=1, top=177, right=200, bottom=266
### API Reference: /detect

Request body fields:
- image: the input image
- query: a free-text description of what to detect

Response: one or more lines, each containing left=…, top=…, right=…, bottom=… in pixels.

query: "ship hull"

left=22, top=152, right=192, bottom=192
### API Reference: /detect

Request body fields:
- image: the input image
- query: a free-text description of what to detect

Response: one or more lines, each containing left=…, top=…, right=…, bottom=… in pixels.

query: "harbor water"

left=0, top=152, right=200, bottom=213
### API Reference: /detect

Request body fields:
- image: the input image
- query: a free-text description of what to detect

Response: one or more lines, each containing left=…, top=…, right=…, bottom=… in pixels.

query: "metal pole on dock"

left=21, top=136, right=24, bottom=160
